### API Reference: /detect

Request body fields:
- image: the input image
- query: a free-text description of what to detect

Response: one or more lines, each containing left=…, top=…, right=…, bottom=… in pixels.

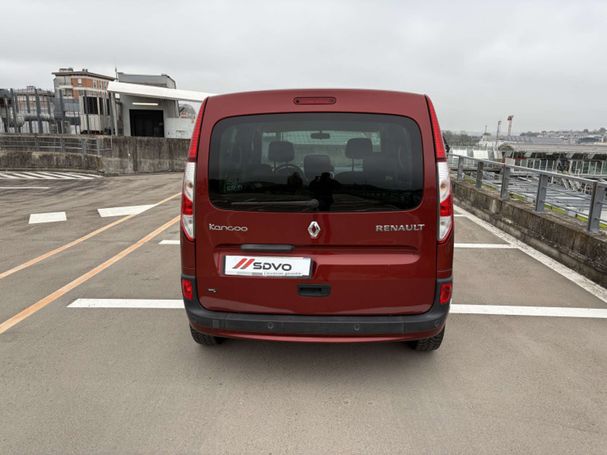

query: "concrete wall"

left=0, top=134, right=189, bottom=175
left=0, top=149, right=102, bottom=171
left=97, top=136, right=188, bottom=174
left=453, top=180, right=607, bottom=288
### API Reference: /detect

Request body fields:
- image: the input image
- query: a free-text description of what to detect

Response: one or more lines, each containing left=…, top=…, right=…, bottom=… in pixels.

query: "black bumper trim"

left=182, top=275, right=450, bottom=336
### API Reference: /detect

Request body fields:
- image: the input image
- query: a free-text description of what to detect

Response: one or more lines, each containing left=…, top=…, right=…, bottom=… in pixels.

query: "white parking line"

left=0, top=186, right=50, bottom=190
left=34, top=171, right=62, bottom=180
left=455, top=205, right=607, bottom=304
left=454, top=243, right=515, bottom=249
left=38, top=171, right=78, bottom=179
left=159, top=240, right=180, bottom=245
left=68, top=299, right=607, bottom=319
left=451, top=304, right=607, bottom=319
left=69, top=299, right=183, bottom=309
left=28, top=212, right=67, bottom=224
left=7, top=172, right=38, bottom=179
left=97, top=204, right=154, bottom=217
left=20, top=172, right=46, bottom=179
left=66, top=173, right=95, bottom=180
left=0, top=171, right=101, bottom=180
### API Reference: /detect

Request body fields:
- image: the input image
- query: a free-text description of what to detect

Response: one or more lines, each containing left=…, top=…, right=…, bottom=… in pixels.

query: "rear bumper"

left=182, top=275, right=450, bottom=342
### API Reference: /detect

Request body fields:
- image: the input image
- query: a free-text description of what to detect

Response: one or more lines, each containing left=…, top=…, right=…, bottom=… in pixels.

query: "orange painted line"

left=0, top=192, right=180, bottom=280
left=0, top=215, right=180, bottom=335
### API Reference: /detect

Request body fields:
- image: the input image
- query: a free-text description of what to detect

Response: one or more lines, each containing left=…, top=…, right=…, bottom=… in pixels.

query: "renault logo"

left=308, top=221, right=321, bottom=239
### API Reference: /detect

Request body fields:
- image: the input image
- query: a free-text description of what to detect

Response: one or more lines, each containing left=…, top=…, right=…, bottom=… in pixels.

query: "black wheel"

left=190, top=326, right=224, bottom=346
left=408, top=327, right=445, bottom=352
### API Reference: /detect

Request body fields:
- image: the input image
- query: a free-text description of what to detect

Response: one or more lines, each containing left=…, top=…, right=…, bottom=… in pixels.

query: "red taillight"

left=440, top=193, right=453, bottom=217
left=187, top=100, right=205, bottom=161
left=181, top=162, right=196, bottom=240
left=181, top=278, right=193, bottom=300
left=437, top=161, right=453, bottom=241
left=426, top=96, right=446, bottom=161
left=439, top=282, right=452, bottom=304
left=181, top=193, right=193, bottom=215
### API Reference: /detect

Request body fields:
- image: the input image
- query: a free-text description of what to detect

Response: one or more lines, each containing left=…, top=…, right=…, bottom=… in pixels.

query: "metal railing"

left=450, top=154, right=607, bottom=233
left=0, top=133, right=112, bottom=155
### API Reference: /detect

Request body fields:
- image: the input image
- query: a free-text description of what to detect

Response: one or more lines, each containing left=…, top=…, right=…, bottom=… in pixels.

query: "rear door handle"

left=298, top=284, right=331, bottom=297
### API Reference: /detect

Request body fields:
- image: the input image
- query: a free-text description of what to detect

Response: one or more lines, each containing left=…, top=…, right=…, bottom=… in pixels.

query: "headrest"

left=345, top=138, right=373, bottom=159
left=304, top=154, right=333, bottom=179
left=268, top=141, right=294, bottom=162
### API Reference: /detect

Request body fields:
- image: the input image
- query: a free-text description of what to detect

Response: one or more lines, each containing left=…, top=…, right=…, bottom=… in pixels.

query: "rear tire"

left=408, top=327, right=445, bottom=351
left=190, top=326, right=224, bottom=346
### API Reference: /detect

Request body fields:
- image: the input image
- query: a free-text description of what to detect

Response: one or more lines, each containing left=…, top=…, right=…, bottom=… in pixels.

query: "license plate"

left=224, top=255, right=312, bottom=277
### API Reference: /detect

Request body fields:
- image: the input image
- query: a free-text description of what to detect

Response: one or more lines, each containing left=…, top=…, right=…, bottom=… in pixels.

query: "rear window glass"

left=208, top=113, right=423, bottom=212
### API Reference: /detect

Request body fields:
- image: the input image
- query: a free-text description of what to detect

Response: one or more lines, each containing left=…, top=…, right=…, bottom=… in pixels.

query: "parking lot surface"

left=1, top=174, right=606, bottom=454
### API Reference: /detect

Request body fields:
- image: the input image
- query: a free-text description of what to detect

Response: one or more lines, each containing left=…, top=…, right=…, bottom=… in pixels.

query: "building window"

left=83, top=96, right=99, bottom=115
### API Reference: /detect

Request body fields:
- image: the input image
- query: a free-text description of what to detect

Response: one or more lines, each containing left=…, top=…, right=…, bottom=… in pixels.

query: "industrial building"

left=52, top=68, right=115, bottom=134
left=0, top=87, right=55, bottom=134
left=2, top=67, right=207, bottom=138
left=109, top=73, right=205, bottom=138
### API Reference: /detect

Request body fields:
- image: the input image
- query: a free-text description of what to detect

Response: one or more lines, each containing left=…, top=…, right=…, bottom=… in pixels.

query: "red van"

left=180, top=89, right=453, bottom=351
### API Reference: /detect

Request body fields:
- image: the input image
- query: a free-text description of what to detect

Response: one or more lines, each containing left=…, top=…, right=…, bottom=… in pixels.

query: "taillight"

left=427, top=95, right=453, bottom=242
left=438, top=161, right=453, bottom=242
left=439, top=282, right=452, bottom=304
left=181, top=277, right=193, bottom=300
left=427, top=96, right=446, bottom=160
left=182, top=102, right=204, bottom=240
left=181, top=162, right=195, bottom=240
left=187, top=102, right=204, bottom=161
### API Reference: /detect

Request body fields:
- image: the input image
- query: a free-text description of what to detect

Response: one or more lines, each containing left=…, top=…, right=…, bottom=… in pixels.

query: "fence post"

left=588, top=182, right=605, bottom=233
left=457, top=156, right=464, bottom=181
left=500, top=166, right=511, bottom=200
left=535, top=174, right=549, bottom=212
left=475, top=161, right=484, bottom=188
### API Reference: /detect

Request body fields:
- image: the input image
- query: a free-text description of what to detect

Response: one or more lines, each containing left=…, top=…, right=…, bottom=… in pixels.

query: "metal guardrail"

left=0, top=133, right=112, bottom=155
left=450, top=154, right=607, bottom=233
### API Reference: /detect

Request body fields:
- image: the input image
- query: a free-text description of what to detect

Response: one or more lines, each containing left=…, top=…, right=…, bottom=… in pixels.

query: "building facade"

left=52, top=68, right=114, bottom=134
left=0, top=87, right=55, bottom=134
left=113, top=73, right=195, bottom=138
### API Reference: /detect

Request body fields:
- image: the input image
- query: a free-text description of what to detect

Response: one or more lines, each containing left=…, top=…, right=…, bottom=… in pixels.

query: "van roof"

left=209, top=88, right=425, bottom=98
left=204, top=89, right=430, bottom=120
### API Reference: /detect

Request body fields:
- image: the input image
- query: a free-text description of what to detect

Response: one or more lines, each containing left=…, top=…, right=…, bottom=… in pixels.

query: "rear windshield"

left=208, top=113, right=423, bottom=212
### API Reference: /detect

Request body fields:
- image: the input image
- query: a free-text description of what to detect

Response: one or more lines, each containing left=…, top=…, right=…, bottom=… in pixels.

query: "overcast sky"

left=1, top=0, right=605, bottom=132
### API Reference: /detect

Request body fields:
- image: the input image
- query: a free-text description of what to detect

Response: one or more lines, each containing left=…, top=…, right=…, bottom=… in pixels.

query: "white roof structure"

left=107, top=81, right=213, bottom=102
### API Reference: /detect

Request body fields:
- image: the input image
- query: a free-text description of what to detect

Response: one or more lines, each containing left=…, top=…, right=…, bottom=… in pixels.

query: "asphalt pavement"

left=1, top=173, right=606, bottom=454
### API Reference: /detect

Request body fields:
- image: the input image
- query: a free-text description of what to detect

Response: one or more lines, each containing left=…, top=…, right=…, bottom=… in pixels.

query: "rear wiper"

left=230, top=199, right=320, bottom=208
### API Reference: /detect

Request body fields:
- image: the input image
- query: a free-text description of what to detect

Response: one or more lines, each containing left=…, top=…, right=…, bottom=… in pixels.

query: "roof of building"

left=52, top=68, right=114, bottom=81
left=107, top=81, right=212, bottom=102
left=116, top=72, right=176, bottom=88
